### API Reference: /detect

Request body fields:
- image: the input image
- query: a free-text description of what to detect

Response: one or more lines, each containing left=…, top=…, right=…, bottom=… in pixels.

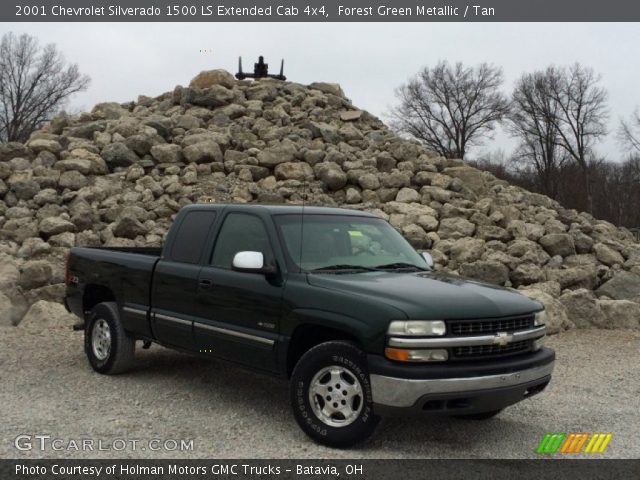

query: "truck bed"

left=65, top=246, right=162, bottom=333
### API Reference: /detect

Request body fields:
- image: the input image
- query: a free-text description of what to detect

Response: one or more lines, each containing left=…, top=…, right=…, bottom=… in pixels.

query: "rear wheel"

left=453, top=409, right=503, bottom=420
left=290, top=341, right=379, bottom=448
left=85, top=302, right=135, bottom=374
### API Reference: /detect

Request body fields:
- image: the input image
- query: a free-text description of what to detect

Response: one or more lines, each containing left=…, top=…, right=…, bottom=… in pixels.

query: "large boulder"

left=189, top=70, right=236, bottom=89
left=438, top=218, right=476, bottom=239
left=459, top=260, right=509, bottom=286
left=101, top=142, right=139, bottom=168
left=559, top=288, right=607, bottom=328
left=519, top=288, right=573, bottom=334
left=539, top=233, right=576, bottom=257
left=274, top=162, right=313, bottom=181
left=39, top=217, right=76, bottom=238
left=596, top=271, right=640, bottom=301
left=18, top=300, right=76, bottom=333
left=597, top=299, right=640, bottom=329
left=112, top=215, right=147, bottom=239
left=183, top=141, right=223, bottom=164
left=18, top=260, right=53, bottom=290
left=593, top=243, right=624, bottom=266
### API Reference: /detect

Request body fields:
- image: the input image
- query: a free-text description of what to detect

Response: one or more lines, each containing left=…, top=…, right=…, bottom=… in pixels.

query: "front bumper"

left=369, top=347, right=555, bottom=414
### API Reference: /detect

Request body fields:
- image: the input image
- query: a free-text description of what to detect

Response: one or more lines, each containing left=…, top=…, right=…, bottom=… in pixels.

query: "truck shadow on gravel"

left=107, top=345, right=539, bottom=454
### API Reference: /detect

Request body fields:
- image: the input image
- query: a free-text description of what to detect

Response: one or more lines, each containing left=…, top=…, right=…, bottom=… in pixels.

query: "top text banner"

left=4, top=0, right=640, bottom=22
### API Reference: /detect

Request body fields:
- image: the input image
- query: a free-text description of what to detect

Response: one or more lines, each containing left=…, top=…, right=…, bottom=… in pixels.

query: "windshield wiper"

left=372, top=262, right=427, bottom=272
left=310, top=264, right=379, bottom=273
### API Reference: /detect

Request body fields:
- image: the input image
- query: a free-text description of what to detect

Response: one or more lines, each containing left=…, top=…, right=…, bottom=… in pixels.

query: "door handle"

left=199, top=279, right=213, bottom=289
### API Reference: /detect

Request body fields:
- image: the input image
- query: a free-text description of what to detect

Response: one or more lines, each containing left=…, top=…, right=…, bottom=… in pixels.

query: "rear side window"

left=170, top=211, right=217, bottom=264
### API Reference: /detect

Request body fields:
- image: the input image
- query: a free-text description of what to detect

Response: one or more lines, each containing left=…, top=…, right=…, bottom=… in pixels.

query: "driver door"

left=193, top=212, right=283, bottom=372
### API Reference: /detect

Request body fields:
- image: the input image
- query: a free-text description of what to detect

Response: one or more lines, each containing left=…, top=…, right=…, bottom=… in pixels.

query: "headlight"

left=385, top=347, right=448, bottom=362
left=534, top=310, right=547, bottom=326
left=388, top=320, right=446, bottom=336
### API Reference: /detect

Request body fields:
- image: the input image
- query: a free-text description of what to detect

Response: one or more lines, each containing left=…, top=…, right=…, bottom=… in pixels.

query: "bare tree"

left=389, top=61, right=509, bottom=159
left=508, top=69, right=567, bottom=199
left=0, top=32, right=90, bottom=143
left=618, top=109, right=640, bottom=153
left=546, top=63, right=608, bottom=213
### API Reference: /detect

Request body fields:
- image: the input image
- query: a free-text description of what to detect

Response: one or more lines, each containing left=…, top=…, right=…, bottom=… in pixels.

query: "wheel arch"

left=285, top=322, right=363, bottom=377
left=82, top=284, right=116, bottom=316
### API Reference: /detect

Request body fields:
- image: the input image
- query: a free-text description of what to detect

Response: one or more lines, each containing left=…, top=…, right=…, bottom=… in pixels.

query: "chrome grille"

left=448, top=315, right=534, bottom=335
left=453, top=340, right=531, bottom=359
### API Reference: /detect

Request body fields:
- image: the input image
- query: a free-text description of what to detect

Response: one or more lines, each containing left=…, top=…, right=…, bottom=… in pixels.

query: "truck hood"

left=306, top=271, right=541, bottom=320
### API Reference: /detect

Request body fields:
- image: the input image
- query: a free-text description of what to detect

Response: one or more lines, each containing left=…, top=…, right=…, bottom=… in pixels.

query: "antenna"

left=299, top=176, right=306, bottom=273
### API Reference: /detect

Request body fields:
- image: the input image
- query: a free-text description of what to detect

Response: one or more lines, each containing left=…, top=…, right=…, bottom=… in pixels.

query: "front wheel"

left=290, top=341, right=379, bottom=448
left=85, top=301, right=135, bottom=374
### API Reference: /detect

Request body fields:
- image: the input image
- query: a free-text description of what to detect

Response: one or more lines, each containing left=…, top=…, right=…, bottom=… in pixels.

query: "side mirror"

left=421, top=251, right=434, bottom=270
left=232, top=251, right=275, bottom=274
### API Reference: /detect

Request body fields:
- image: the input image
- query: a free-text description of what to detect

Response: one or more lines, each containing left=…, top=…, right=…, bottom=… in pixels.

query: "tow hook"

left=142, top=340, right=152, bottom=349
left=72, top=322, right=84, bottom=331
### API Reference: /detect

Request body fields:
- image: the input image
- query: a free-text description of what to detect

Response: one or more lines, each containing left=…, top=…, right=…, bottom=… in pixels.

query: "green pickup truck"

left=65, top=204, right=554, bottom=447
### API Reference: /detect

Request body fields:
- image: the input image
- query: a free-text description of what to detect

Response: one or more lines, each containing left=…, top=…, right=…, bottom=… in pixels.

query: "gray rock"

left=596, top=271, right=640, bottom=301
left=381, top=172, right=411, bottom=188
left=402, top=224, right=430, bottom=249
left=449, top=238, right=485, bottom=264
left=459, top=260, right=509, bottom=286
left=58, top=170, right=89, bottom=190
left=593, top=242, right=624, bottom=266
left=597, top=300, right=640, bottom=329
left=101, top=142, right=139, bottom=168
left=258, top=144, right=296, bottom=167
left=183, top=141, right=223, bottom=164
left=0, top=262, right=20, bottom=291
left=358, top=173, right=380, bottom=190
left=315, top=163, right=347, bottom=191
left=39, top=217, right=76, bottom=238
left=19, top=260, right=53, bottom=289
left=274, top=162, right=313, bottom=181
left=395, top=187, right=420, bottom=203
left=150, top=144, right=183, bottom=163
left=438, top=217, right=476, bottom=239
left=26, top=138, right=62, bottom=155
left=546, top=267, right=598, bottom=290
left=510, top=263, right=545, bottom=287
left=112, top=215, right=147, bottom=239
left=519, top=289, right=573, bottom=334
left=182, top=85, right=235, bottom=108
left=17, top=300, right=76, bottom=332
left=559, top=288, right=607, bottom=328
left=539, top=233, right=576, bottom=257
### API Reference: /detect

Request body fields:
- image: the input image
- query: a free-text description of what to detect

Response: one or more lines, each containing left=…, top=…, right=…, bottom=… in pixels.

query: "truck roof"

left=184, top=203, right=378, bottom=217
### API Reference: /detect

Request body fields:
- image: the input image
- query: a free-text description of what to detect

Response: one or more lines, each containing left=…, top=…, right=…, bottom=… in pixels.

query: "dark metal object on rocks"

left=235, top=56, right=286, bottom=80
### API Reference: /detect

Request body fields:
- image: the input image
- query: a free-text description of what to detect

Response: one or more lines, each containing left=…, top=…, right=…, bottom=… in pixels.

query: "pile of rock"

left=1, top=69, right=639, bottom=332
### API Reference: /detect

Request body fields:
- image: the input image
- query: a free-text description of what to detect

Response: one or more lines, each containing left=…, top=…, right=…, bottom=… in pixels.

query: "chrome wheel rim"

left=308, top=365, right=363, bottom=428
left=91, top=318, right=111, bottom=361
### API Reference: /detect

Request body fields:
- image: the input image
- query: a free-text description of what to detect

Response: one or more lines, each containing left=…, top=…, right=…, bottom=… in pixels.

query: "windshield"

left=274, top=214, right=428, bottom=272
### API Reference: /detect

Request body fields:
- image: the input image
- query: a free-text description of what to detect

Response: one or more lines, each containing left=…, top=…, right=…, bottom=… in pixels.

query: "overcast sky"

left=3, top=22, right=640, bottom=160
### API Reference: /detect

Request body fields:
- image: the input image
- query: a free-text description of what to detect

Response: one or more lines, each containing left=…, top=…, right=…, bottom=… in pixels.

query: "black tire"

left=290, top=341, right=379, bottom=448
left=453, top=409, right=503, bottom=420
left=85, top=301, right=135, bottom=374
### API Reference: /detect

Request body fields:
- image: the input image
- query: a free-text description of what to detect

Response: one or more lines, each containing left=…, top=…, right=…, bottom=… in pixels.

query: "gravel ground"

left=1, top=327, right=638, bottom=459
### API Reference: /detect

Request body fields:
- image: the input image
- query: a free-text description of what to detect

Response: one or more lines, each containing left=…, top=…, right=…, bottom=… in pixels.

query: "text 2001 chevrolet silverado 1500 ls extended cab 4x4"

left=65, top=204, right=555, bottom=447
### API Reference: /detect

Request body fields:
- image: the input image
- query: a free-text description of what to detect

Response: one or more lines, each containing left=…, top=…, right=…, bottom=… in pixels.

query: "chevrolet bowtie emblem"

left=493, top=332, right=513, bottom=346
